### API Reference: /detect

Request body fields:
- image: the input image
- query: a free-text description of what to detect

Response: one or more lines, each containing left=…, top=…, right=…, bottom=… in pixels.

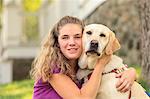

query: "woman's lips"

left=67, top=48, right=78, bottom=53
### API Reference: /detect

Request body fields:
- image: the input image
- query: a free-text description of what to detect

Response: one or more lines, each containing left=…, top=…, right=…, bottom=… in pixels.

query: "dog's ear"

left=105, top=32, right=121, bottom=55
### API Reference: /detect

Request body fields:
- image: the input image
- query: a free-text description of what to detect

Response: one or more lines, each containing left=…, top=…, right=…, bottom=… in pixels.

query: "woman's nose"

left=68, top=38, right=75, bottom=46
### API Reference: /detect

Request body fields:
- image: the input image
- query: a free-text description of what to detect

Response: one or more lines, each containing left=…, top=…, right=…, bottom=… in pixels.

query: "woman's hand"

left=115, top=67, right=137, bottom=93
left=96, top=54, right=112, bottom=70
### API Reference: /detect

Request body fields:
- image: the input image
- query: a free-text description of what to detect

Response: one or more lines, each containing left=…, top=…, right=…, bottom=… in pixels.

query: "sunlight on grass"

left=0, top=79, right=34, bottom=99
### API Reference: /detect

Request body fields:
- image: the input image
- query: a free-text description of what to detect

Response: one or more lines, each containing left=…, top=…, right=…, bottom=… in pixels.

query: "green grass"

left=0, top=79, right=34, bottom=99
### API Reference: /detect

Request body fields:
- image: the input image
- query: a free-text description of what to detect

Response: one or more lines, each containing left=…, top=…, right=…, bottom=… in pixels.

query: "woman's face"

left=58, top=23, right=83, bottom=60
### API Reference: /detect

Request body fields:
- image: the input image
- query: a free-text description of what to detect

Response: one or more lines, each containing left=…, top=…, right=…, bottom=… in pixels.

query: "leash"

left=129, top=90, right=131, bottom=99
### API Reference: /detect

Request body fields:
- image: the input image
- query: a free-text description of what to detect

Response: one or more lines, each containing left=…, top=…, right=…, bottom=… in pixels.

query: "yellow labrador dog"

left=76, top=24, right=149, bottom=99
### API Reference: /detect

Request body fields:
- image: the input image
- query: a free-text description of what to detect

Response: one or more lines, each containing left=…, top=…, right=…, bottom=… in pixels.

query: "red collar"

left=102, top=68, right=120, bottom=75
left=102, top=65, right=128, bottom=75
left=87, top=68, right=119, bottom=80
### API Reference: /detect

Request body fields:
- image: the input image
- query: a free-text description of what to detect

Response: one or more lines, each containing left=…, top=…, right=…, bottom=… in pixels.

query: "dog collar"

left=102, top=64, right=128, bottom=75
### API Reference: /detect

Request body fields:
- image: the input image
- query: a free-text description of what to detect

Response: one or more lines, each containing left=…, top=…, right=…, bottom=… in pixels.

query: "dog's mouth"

left=86, top=50, right=101, bottom=56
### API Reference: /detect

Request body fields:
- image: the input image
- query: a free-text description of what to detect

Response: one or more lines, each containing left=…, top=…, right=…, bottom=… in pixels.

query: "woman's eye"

left=62, top=36, right=68, bottom=39
left=75, top=36, right=81, bottom=38
left=100, top=34, right=106, bottom=37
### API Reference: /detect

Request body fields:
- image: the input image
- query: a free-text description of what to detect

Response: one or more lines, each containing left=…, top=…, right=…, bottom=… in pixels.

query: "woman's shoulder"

left=33, top=79, right=62, bottom=99
left=34, top=79, right=50, bottom=88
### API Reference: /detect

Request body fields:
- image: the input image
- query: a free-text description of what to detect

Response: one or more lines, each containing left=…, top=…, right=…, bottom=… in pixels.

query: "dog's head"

left=81, top=24, right=120, bottom=68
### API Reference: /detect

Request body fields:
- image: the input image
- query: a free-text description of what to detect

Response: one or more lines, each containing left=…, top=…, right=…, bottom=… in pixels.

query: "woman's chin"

left=66, top=55, right=80, bottom=60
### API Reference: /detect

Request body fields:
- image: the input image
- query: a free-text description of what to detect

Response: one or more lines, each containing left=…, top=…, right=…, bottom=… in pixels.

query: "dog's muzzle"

left=86, top=40, right=100, bottom=56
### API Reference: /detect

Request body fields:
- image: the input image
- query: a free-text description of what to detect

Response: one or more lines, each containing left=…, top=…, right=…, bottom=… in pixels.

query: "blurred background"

left=0, top=0, right=149, bottom=98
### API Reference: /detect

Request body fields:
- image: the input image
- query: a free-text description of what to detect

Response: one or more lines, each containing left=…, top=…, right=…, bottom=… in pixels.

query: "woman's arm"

left=116, top=67, right=137, bottom=92
left=49, top=55, right=111, bottom=99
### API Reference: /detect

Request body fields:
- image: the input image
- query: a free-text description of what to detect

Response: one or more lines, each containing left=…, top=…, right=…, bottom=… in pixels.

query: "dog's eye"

left=100, top=34, right=106, bottom=37
left=86, top=31, right=92, bottom=35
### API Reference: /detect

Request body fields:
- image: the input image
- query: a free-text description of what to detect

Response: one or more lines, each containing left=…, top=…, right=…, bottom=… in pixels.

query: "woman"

left=30, top=16, right=136, bottom=99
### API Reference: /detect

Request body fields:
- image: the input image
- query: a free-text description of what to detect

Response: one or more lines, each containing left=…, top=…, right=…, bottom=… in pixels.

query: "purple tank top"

left=33, top=79, right=62, bottom=99
left=33, top=68, right=82, bottom=99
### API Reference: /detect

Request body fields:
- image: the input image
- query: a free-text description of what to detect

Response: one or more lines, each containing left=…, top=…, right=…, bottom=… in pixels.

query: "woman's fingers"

left=116, top=72, right=123, bottom=87
left=116, top=77, right=127, bottom=91
left=116, top=68, right=136, bottom=93
left=116, top=76, right=132, bottom=92
left=121, top=83, right=131, bottom=92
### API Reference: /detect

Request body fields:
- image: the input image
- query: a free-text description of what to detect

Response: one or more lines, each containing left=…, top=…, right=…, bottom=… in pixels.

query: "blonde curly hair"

left=30, top=16, right=84, bottom=82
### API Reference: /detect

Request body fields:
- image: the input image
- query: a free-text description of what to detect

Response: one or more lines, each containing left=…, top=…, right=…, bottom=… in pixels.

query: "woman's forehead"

left=59, top=24, right=82, bottom=35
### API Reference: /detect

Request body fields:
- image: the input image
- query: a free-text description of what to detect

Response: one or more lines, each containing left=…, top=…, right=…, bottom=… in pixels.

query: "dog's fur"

left=76, top=24, right=149, bottom=99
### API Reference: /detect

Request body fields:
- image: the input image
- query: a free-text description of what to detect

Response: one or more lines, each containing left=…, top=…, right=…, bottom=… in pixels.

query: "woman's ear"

left=105, top=32, right=121, bottom=55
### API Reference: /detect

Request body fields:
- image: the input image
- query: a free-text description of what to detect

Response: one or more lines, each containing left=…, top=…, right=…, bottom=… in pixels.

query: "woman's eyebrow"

left=61, top=35, right=68, bottom=36
left=75, top=33, right=82, bottom=36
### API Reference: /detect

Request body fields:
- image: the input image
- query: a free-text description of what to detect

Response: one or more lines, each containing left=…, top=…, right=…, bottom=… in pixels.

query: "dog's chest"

left=97, top=73, right=130, bottom=99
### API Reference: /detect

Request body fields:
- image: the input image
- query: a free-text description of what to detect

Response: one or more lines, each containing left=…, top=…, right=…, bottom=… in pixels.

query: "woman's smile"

left=67, top=48, right=78, bottom=53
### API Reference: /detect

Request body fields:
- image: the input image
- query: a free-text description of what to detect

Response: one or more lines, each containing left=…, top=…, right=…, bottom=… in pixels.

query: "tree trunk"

left=138, top=0, right=150, bottom=85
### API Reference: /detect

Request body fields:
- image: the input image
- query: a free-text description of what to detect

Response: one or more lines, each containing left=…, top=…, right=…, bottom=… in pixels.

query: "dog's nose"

left=90, top=40, right=98, bottom=49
